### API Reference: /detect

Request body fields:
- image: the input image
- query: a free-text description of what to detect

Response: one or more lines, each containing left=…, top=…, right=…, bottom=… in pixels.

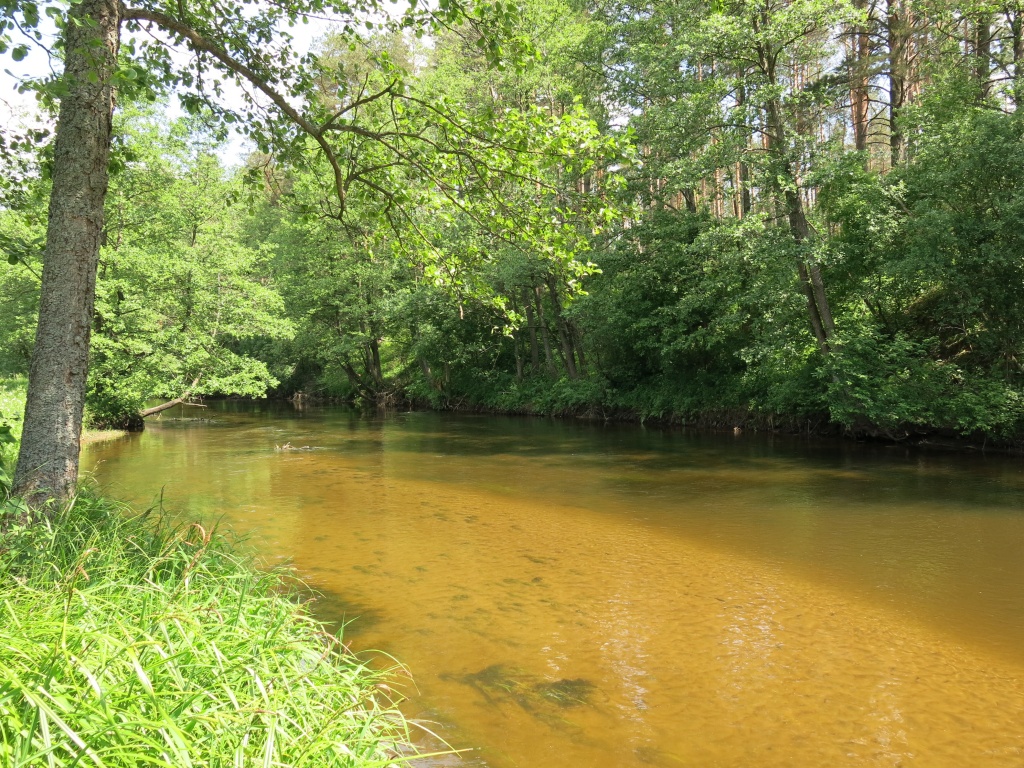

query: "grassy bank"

left=1, top=376, right=425, bottom=765
left=0, top=497, right=420, bottom=767
left=1, top=378, right=126, bottom=447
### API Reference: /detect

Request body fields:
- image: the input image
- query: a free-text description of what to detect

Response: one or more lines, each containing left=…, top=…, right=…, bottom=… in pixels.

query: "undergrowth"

left=0, top=496, right=421, bottom=767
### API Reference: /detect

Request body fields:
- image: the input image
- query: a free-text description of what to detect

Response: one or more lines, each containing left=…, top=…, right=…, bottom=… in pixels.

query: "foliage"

left=0, top=495, right=423, bottom=766
left=0, top=108, right=295, bottom=429
left=818, top=108, right=1024, bottom=436
left=5, top=0, right=1024, bottom=447
left=88, top=109, right=293, bottom=427
left=0, top=379, right=24, bottom=495
left=0, top=188, right=45, bottom=377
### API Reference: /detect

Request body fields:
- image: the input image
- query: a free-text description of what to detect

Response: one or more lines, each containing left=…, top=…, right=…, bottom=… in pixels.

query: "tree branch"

left=122, top=4, right=350, bottom=212
left=141, top=376, right=203, bottom=417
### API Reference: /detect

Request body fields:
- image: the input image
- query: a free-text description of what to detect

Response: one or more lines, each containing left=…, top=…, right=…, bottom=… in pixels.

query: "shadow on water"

left=442, top=664, right=598, bottom=735
left=288, top=581, right=384, bottom=640
left=150, top=400, right=1024, bottom=510
left=444, top=664, right=596, bottom=710
left=301, top=405, right=1024, bottom=508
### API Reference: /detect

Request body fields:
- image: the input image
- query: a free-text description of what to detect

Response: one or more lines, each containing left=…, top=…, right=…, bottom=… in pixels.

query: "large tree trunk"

left=12, top=0, right=120, bottom=506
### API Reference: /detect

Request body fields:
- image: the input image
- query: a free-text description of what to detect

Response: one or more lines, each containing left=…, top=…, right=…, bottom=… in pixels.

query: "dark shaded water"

left=83, top=402, right=1024, bottom=767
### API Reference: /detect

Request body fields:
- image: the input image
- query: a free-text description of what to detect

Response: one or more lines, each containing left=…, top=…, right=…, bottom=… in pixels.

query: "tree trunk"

left=546, top=277, right=578, bottom=380
left=759, top=48, right=835, bottom=355
left=572, top=321, right=588, bottom=376
left=682, top=189, right=698, bottom=213
left=369, top=337, right=384, bottom=386
left=139, top=376, right=203, bottom=420
left=735, top=84, right=753, bottom=216
left=341, top=360, right=374, bottom=401
left=534, top=286, right=557, bottom=377
left=887, top=0, right=911, bottom=168
left=522, top=287, right=540, bottom=373
left=12, top=0, right=120, bottom=506
left=849, top=0, right=871, bottom=154
left=513, top=332, right=524, bottom=382
left=419, top=359, right=443, bottom=393
left=787, top=189, right=834, bottom=354
left=974, top=12, right=992, bottom=100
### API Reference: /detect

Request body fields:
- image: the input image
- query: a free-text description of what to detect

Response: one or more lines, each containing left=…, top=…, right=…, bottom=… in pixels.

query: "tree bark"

left=368, top=337, right=384, bottom=386
left=546, top=277, right=578, bottom=380
left=974, top=12, right=992, bottom=100
left=12, top=0, right=120, bottom=505
left=513, top=332, right=524, bottom=382
left=849, top=0, right=871, bottom=154
left=534, top=286, right=557, bottom=377
left=787, top=189, right=834, bottom=354
left=735, top=84, right=752, bottom=217
left=887, top=0, right=912, bottom=168
left=522, top=288, right=540, bottom=373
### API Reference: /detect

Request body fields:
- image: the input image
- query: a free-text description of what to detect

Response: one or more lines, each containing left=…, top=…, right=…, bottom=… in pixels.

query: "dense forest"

left=2, top=1, right=1024, bottom=764
left=4, top=0, right=1024, bottom=447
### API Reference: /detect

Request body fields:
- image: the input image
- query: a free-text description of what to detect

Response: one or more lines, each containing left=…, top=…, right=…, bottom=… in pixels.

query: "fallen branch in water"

left=141, top=377, right=202, bottom=418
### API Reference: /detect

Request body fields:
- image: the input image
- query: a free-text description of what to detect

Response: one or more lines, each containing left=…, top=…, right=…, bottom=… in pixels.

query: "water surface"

left=83, top=403, right=1024, bottom=767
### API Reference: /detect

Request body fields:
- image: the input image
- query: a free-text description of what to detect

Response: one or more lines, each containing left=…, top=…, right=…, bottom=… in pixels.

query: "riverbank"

left=426, top=397, right=1022, bottom=451
left=0, top=379, right=420, bottom=766
left=81, top=428, right=130, bottom=444
left=287, top=380, right=1023, bottom=454
left=0, top=495, right=420, bottom=766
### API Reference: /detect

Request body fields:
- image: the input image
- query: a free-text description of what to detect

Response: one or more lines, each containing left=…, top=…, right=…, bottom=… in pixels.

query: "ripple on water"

left=83, top=407, right=1024, bottom=768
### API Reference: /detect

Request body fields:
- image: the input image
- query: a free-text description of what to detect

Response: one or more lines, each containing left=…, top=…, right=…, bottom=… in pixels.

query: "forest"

left=2, top=0, right=1024, bottom=764
left=3, top=0, right=1024, bottom=453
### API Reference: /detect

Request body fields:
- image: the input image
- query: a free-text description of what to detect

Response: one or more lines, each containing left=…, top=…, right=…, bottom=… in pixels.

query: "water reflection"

left=83, top=404, right=1024, bottom=767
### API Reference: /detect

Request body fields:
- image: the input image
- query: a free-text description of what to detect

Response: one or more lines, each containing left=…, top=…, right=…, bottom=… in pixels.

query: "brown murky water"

left=82, top=402, right=1024, bottom=767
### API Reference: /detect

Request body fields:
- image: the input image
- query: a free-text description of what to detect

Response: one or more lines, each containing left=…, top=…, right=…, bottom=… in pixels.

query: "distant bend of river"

left=83, top=401, right=1024, bottom=768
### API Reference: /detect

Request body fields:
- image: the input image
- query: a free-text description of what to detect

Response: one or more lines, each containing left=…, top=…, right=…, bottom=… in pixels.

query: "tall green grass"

left=0, top=497, right=421, bottom=767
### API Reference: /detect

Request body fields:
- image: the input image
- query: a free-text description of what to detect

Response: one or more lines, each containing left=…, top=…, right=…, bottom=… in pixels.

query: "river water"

left=82, top=402, right=1024, bottom=767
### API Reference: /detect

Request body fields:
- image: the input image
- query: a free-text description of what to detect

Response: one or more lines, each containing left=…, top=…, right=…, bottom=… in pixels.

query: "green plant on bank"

left=0, top=418, right=14, bottom=495
left=0, top=496, right=426, bottom=767
left=0, top=379, right=25, bottom=495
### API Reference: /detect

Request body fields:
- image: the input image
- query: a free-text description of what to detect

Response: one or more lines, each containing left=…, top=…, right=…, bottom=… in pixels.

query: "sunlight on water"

left=83, top=403, right=1024, bottom=767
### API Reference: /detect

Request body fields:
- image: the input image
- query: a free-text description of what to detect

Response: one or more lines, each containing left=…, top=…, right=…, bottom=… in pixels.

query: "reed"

left=0, top=496, right=417, bottom=767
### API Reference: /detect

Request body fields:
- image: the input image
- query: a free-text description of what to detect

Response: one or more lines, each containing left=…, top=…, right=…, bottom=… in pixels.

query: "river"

left=82, top=401, right=1024, bottom=767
